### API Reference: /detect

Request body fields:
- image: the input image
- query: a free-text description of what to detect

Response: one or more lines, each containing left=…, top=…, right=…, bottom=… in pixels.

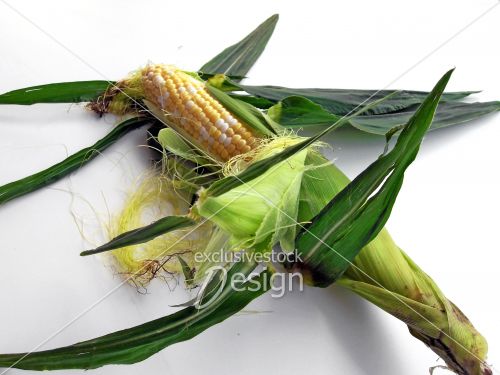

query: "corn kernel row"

left=141, top=64, right=257, bottom=161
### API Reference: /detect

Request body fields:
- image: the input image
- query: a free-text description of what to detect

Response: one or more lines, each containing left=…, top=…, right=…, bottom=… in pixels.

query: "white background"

left=0, top=1, right=499, bottom=374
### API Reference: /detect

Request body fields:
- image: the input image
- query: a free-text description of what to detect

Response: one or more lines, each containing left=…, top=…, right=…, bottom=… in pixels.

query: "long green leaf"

left=293, top=70, right=454, bottom=287
left=239, top=83, right=475, bottom=115
left=350, top=100, right=500, bottom=135
left=199, top=14, right=279, bottom=79
left=81, top=215, right=196, bottom=256
left=0, top=117, right=151, bottom=206
left=0, top=81, right=110, bottom=105
left=269, top=96, right=500, bottom=135
left=0, top=261, right=266, bottom=370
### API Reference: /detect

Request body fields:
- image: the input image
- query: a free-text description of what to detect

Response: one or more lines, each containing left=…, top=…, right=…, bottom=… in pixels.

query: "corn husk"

left=195, top=140, right=308, bottom=252
left=340, top=229, right=490, bottom=375
left=295, top=157, right=490, bottom=374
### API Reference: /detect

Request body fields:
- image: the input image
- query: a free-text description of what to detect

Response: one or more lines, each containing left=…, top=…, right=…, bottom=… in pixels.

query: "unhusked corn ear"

left=142, top=64, right=257, bottom=161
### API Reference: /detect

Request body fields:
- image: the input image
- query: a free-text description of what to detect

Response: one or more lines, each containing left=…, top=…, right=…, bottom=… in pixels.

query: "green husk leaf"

left=228, top=93, right=275, bottom=109
left=199, top=14, right=279, bottom=79
left=0, top=81, right=110, bottom=105
left=206, top=85, right=277, bottom=135
left=194, top=73, right=246, bottom=86
left=268, top=95, right=340, bottom=127
left=0, top=261, right=268, bottom=370
left=238, top=83, right=476, bottom=115
left=80, top=215, right=195, bottom=256
left=268, top=95, right=500, bottom=134
left=176, top=255, right=195, bottom=286
left=0, top=117, right=151, bottom=206
left=349, top=100, right=500, bottom=135
left=149, top=127, right=219, bottom=192
left=198, top=149, right=308, bottom=251
left=293, top=69, right=453, bottom=287
left=157, top=128, right=212, bottom=166
left=297, top=151, right=350, bottom=222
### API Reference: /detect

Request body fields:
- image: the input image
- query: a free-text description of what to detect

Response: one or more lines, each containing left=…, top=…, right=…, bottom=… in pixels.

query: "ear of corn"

left=65, top=69, right=500, bottom=373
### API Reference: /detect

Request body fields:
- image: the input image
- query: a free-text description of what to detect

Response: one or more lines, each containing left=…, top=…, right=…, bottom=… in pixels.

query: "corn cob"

left=141, top=64, right=257, bottom=161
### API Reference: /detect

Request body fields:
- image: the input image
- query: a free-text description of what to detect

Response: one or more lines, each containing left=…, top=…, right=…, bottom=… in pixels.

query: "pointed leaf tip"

left=80, top=215, right=195, bottom=256
left=0, top=81, right=110, bottom=105
left=199, top=14, right=279, bottom=79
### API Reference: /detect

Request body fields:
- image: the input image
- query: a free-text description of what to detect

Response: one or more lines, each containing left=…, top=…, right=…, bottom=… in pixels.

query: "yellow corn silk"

left=106, top=174, right=212, bottom=287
